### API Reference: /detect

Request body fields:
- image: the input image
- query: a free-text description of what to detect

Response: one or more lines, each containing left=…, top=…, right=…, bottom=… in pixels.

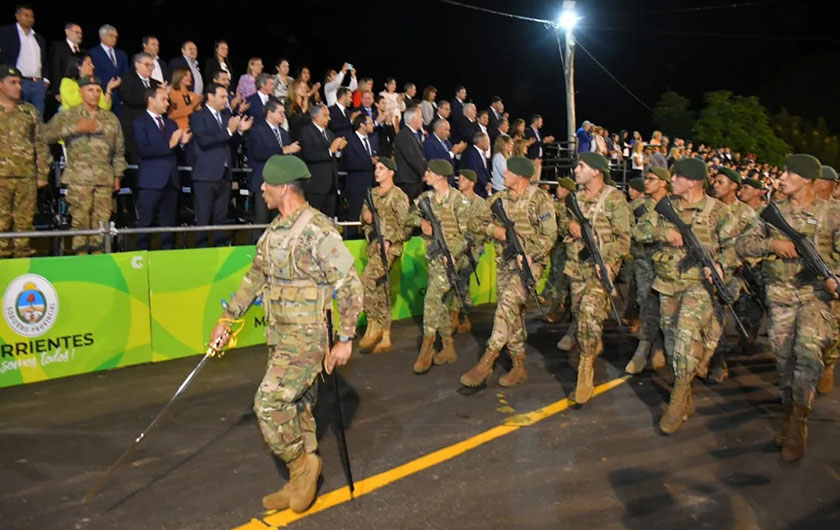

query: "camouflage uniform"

left=43, top=105, right=126, bottom=251
left=542, top=199, right=570, bottom=312
left=359, top=185, right=410, bottom=330
left=0, top=100, right=51, bottom=257
left=451, top=191, right=491, bottom=314
left=823, top=197, right=840, bottom=378
left=222, top=204, right=363, bottom=463
left=629, top=197, right=660, bottom=344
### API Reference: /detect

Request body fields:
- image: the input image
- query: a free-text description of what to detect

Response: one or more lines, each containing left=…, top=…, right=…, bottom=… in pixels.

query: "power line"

left=642, top=0, right=788, bottom=15
left=433, top=0, right=552, bottom=25
left=577, top=24, right=840, bottom=43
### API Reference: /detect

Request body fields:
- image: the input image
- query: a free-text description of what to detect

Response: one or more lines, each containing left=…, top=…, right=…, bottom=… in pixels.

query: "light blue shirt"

left=491, top=152, right=507, bottom=191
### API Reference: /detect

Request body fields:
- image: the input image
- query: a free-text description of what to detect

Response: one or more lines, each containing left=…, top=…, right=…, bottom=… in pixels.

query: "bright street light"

left=558, top=10, right=578, bottom=30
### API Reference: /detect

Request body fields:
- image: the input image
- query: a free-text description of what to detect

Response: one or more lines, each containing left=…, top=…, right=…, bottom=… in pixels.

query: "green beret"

left=718, top=167, right=742, bottom=184
left=820, top=165, right=837, bottom=181
left=628, top=177, right=645, bottom=193
left=459, top=169, right=477, bottom=183
left=673, top=157, right=708, bottom=181
left=0, top=65, right=21, bottom=80
left=507, top=156, right=534, bottom=178
left=427, top=158, right=453, bottom=177
left=78, top=76, right=102, bottom=87
left=742, top=178, right=763, bottom=190
left=647, top=166, right=670, bottom=182
left=557, top=177, right=576, bottom=192
left=785, top=153, right=821, bottom=180
left=378, top=157, right=396, bottom=172
left=578, top=152, right=610, bottom=175
left=262, top=154, right=311, bottom=185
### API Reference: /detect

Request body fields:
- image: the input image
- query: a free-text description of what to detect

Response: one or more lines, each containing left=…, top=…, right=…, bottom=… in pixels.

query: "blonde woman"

left=236, top=57, right=263, bottom=99
left=631, top=141, right=645, bottom=178
left=491, top=134, right=514, bottom=192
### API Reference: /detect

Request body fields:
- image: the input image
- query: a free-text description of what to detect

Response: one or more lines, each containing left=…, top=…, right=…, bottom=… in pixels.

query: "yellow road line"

left=232, top=375, right=631, bottom=529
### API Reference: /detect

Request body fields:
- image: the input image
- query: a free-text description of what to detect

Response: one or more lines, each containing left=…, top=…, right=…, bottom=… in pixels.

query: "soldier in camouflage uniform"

left=358, top=158, right=410, bottom=354
left=626, top=167, right=670, bottom=374
left=404, top=159, right=471, bottom=373
left=737, top=154, right=840, bottom=461
left=543, top=177, right=575, bottom=323
left=707, top=167, right=760, bottom=383
left=817, top=165, right=839, bottom=395
left=450, top=168, right=491, bottom=334
left=43, top=76, right=126, bottom=254
left=635, top=157, right=738, bottom=434
left=557, top=152, right=631, bottom=405
left=210, top=155, right=363, bottom=511
left=461, top=156, right=557, bottom=387
left=0, top=66, right=51, bottom=258
left=620, top=177, right=645, bottom=328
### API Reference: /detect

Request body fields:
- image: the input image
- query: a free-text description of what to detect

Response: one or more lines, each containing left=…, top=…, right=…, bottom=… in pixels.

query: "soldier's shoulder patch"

left=539, top=211, right=552, bottom=222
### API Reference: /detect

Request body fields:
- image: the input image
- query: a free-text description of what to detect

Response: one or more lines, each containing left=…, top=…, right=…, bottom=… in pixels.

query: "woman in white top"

left=421, top=86, right=437, bottom=126
left=631, top=141, right=645, bottom=179
left=272, top=58, right=293, bottom=100
left=379, top=77, right=405, bottom=124
left=491, top=134, right=514, bottom=193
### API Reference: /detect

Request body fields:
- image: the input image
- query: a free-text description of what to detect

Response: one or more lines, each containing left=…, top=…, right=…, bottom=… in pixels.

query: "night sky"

left=19, top=0, right=840, bottom=139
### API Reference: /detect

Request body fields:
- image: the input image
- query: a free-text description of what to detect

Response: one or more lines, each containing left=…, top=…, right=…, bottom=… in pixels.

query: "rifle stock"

left=489, top=199, right=544, bottom=317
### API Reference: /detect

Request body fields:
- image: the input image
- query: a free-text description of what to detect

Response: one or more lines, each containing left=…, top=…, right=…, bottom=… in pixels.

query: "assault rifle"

left=490, top=199, right=544, bottom=317
left=739, top=263, right=768, bottom=314
left=364, top=188, right=390, bottom=305
left=418, top=197, right=469, bottom=311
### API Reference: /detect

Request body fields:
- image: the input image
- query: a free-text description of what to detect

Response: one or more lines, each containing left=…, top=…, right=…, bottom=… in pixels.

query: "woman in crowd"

left=272, top=58, right=293, bottom=101
left=630, top=140, right=645, bottom=179
left=421, top=85, right=437, bottom=126
left=60, top=54, right=120, bottom=110
left=168, top=68, right=203, bottom=130
left=375, top=93, right=399, bottom=158
left=205, top=40, right=232, bottom=81
left=666, top=146, right=684, bottom=167
left=491, top=134, right=514, bottom=193
left=379, top=77, right=405, bottom=125
left=236, top=57, right=263, bottom=99
left=286, top=79, right=312, bottom=141
left=296, top=66, right=322, bottom=105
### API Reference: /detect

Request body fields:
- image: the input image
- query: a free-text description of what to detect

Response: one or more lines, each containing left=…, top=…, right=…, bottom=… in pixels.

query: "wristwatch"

left=338, top=334, right=352, bottom=343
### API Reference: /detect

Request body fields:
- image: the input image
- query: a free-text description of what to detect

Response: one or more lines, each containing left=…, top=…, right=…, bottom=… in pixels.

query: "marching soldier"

left=358, top=158, right=411, bottom=354
left=460, top=156, right=556, bottom=387
left=209, top=155, right=363, bottom=511
left=737, top=176, right=765, bottom=211
left=557, top=152, right=631, bottom=405
left=544, top=177, right=576, bottom=323
left=43, top=76, right=126, bottom=254
left=404, top=159, right=471, bottom=373
left=635, top=157, right=738, bottom=434
left=620, top=177, right=645, bottom=329
left=0, top=65, right=51, bottom=258
left=818, top=165, right=839, bottom=395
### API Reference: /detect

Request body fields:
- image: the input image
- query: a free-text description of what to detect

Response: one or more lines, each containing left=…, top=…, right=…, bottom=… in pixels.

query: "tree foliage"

left=772, top=108, right=840, bottom=168
left=652, top=91, right=694, bottom=140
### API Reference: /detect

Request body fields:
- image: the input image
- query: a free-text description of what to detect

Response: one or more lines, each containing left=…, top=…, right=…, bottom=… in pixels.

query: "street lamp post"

left=559, top=1, right=578, bottom=151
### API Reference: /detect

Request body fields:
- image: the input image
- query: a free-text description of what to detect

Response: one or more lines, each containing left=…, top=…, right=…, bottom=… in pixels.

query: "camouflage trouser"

left=767, top=286, right=831, bottom=407
left=822, top=300, right=840, bottom=368
left=449, top=251, right=480, bottom=314
left=620, top=257, right=638, bottom=320
left=66, top=183, right=112, bottom=251
left=361, top=244, right=402, bottom=329
left=571, top=274, right=610, bottom=359
left=733, top=289, right=764, bottom=342
left=424, top=259, right=456, bottom=337
left=254, top=322, right=326, bottom=463
left=0, top=177, right=37, bottom=257
left=487, top=263, right=543, bottom=357
left=542, top=240, right=569, bottom=307
left=635, top=257, right=660, bottom=342
left=659, top=282, right=723, bottom=382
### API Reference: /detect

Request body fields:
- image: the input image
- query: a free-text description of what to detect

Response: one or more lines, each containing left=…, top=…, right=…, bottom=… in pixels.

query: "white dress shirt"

left=356, top=131, right=372, bottom=156
left=258, top=91, right=269, bottom=106
left=66, top=39, right=80, bottom=54
left=100, top=43, right=117, bottom=68
left=185, top=55, right=203, bottom=96
left=16, top=23, right=43, bottom=79
left=150, top=56, right=164, bottom=83
left=324, top=71, right=358, bottom=107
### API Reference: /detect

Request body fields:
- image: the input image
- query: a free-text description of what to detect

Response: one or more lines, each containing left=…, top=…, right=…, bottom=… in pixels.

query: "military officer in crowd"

left=0, top=65, right=51, bottom=258
left=404, top=159, right=471, bottom=374
left=461, top=156, right=557, bottom=387
left=43, top=76, right=126, bottom=254
left=543, top=176, right=576, bottom=323
left=635, top=157, right=738, bottom=434
left=557, top=152, right=631, bottom=405
left=358, top=158, right=410, bottom=354
left=209, top=154, right=364, bottom=512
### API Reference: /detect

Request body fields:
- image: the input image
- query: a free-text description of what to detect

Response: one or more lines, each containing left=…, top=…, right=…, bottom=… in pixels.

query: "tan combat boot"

left=556, top=322, right=577, bottom=351
left=460, top=348, right=500, bottom=387
left=625, top=340, right=652, bottom=375
left=413, top=335, right=436, bottom=374
left=781, top=404, right=810, bottom=462
left=450, top=311, right=461, bottom=334
left=650, top=337, right=666, bottom=370
left=817, top=364, right=835, bottom=395
left=371, top=329, right=392, bottom=354
left=457, top=315, right=472, bottom=334
left=287, top=452, right=323, bottom=513
left=659, top=380, right=692, bottom=434
left=359, top=321, right=382, bottom=351
left=775, top=403, right=793, bottom=447
left=262, top=482, right=293, bottom=511
left=544, top=302, right=566, bottom=323
left=433, top=336, right=457, bottom=364
left=499, top=355, right=528, bottom=387
left=573, top=355, right=595, bottom=404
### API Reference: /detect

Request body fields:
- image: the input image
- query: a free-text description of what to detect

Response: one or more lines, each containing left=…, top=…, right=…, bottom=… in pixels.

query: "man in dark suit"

left=244, top=100, right=300, bottom=232
left=167, top=41, right=202, bottom=95
left=298, top=103, right=347, bottom=216
left=353, top=89, right=380, bottom=152
left=133, top=87, right=191, bottom=250
left=488, top=96, right=506, bottom=131
left=328, top=87, right=355, bottom=140
left=120, top=52, right=160, bottom=165
left=188, top=83, right=253, bottom=247
left=424, top=119, right=466, bottom=172
left=342, top=114, right=377, bottom=238
left=451, top=85, right=467, bottom=120
left=245, top=73, right=275, bottom=123
left=453, top=102, right=481, bottom=147
left=460, top=132, right=492, bottom=198
left=525, top=114, right=555, bottom=161
left=47, top=22, right=83, bottom=115
left=0, top=5, right=50, bottom=116
left=393, top=106, right=427, bottom=200
left=88, top=24, right=129, bottom=115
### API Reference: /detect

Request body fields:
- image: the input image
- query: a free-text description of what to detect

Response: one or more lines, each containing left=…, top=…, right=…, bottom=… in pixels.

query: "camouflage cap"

left=377, top=157, right=397, bottom=172
left=78, top=76, right=102, bottom=87
left=0, top=65, right=21, bottom=80
left=819, top=165, right=837, bottom=181
left=785, top=153, right=821, bottom=180
left=262, top=154, right=311, bottom=185
left=742, top=177, right=763, bottom=190
left=557, top=177, right=576, bottom=192
left=459, top=169, right=477, bottom=182
left=718, top=166, right=742, bottom=184
left=673, top=157, right=708, bottom=181
left=578, top=151, right=610, bottom=175
left=628, top=177, right=645, bottom=192
left=427, top=158, right=453, bottom=177
left=507, top=156, right=535, bottom=178
left=647, top=166, right=670, bottom=182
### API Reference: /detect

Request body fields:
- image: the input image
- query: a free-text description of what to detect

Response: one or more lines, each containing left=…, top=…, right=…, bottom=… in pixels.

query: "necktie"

left=415, top=130, right=422, bottom=142
left=322, top=128, right=329, bottom=144
left=155, top=116, right=165, bottom=135
left=363, top=136, right=371, bottom=156
left=214, top=110, right=223, bottom=130
left=273, top=126, right=283, bottom=147
left=142, top=77, right=150, bottom=89
left=108, top=48, right=116, bottom=67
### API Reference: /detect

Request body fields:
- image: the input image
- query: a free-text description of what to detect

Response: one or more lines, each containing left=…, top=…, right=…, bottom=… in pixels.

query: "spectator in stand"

left=510, top=118, right=535, bottom=149
left=49, top=22, right=83, bottom=114
left=666, top=146, right=684, bottom=166
left=88, top=24, right=128, bottom=115
left=629, top=141, right=645, bottom=179
left=525, top=114, right=554, bottom=160
left=324, top=63, right=357, bottom=107
left=286, top=79, right=311, bottom=141
left=650, top=144, right=667, bottom=168
left=328, top=87, right=355, bottom=139
left=592, top=126, right=607, bottom=155
left=379, top=77, right=404, bottom=124
left=649, top=130, right=662, bottom=146
left=204, top=40, right=231, bottom=82
left=424, top=118, right=466, bottom=168
left=489, top=117, right=509, bottom=144
left=343, top=113, right=378, bottom=238
left=461, top=131, right=491, bottom=197
left=487, top=96, right=505, bottom=131
left=421, top=85, right=436, bottom=126
left=393, top=106, right=426, bottom=199
left=60, top=54, right=118, bottom=110
left=477, top=110, right=489, bottom=134
left=451, top=85, right=467, bottom=118
left=188, top=82, right=253, bottom=247
left=298, top=103, right=347, bottom=216
left=453, top=102, right=480, bottom=146
left=402, top=82, right=420, bottom=109
left=608, top=132, right=622, bottom=163
left=374, top=93, right=398, bottom=158
left=353, top=89, right=380, bottom=146
left=211, top=69, right=246, bottom=115
left=167, top=68, right=202, bottom=130
left=142, top=35, right=166, bottom=84
left=491, top=134, right=513, bottom=193
left=575, top=120, right=592, bottom=152
left=0, top=5, right=49, bottom=117
left=169, top=41, right=203, bottom=96
left=352, top=76, right=372, bottom=107
left=121, top=52, right=161, bottom=164
left=512, top=137, right=527, bottom=157
left=296, top=66, right=322, bottom=104
left=426, top=99, right=448, bottom=132
left=134, top=86, right=191, bottom=250
left=272, top=58, right=293, bottom=101
left=236, top=57, right=263, bottom=99
left=245, top=73, right=275, bottom=123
